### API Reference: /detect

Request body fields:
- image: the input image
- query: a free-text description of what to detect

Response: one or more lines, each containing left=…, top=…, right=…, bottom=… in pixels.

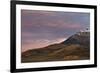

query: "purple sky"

left=21, top=10, right=90, bottom=52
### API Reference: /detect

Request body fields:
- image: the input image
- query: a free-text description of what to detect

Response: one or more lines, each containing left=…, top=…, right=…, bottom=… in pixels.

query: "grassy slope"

left=22, top=44, right=90, bottom=63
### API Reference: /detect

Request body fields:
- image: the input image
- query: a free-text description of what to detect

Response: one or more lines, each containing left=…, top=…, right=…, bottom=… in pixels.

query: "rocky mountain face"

left=22, top=32, right=90, bottom=63
left=62, top=32, right=90, bottom=48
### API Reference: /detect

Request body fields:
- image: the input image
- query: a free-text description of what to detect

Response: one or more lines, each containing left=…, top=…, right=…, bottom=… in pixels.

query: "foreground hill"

left=22, top=32, right=90, bottom=63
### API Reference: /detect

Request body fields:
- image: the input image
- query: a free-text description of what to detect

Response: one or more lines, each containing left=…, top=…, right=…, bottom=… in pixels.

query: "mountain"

left=22, top=31, right=90, bottom=63
left=62, top=32, right=90, bottom=48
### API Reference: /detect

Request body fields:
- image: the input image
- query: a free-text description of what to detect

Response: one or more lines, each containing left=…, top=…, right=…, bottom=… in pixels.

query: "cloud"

left=44, top=20, right=82, bottom=29
left=21, top=10, right=85, bottom=31
left=21, top=10, right=57, bottom=16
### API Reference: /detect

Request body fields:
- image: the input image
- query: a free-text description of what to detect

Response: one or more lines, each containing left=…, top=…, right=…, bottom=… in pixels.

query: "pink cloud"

left=22, top=10, right=56, bottom=16
left=43, top=20, right=82, bottom=29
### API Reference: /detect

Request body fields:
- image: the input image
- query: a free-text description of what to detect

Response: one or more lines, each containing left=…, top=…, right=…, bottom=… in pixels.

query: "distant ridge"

left=22, top=31, right=90, bottom=63
left=62, top=32, right=90, bottom=47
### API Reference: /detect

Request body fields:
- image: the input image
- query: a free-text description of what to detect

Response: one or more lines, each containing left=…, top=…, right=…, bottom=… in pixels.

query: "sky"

left=21, top=10, right=90, bottom=52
